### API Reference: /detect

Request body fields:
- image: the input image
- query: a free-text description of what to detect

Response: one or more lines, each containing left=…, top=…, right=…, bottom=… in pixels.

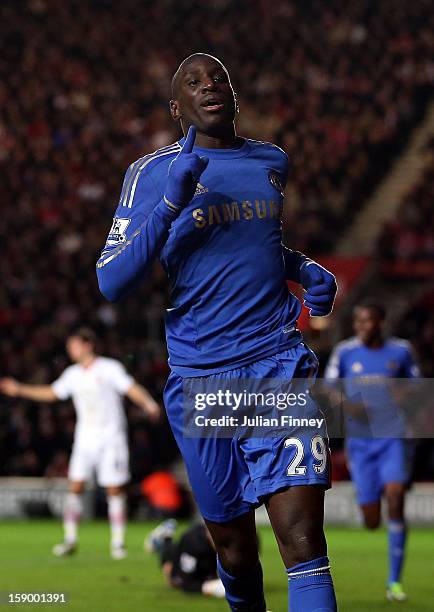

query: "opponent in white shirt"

left=0, top=328, right=161, bottom=560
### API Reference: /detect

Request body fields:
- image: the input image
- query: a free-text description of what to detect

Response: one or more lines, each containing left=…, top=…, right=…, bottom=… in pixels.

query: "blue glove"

left=299, top=262, right=337, bottom=317
left=164, top=125, right=209, bottom=210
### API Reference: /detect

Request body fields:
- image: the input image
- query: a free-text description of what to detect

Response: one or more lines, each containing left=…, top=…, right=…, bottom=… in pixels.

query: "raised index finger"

left=182, top=125, right=196, bottom=153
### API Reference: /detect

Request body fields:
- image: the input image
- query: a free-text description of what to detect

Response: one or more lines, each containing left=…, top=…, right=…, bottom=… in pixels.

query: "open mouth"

left=201, top=98, right=225, bottom=112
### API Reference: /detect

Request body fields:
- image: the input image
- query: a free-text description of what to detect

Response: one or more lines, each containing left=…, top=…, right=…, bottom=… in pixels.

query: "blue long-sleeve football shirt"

left=97, top=137, right=308, bottom=376
left=324, top=337, right=420, bottom=437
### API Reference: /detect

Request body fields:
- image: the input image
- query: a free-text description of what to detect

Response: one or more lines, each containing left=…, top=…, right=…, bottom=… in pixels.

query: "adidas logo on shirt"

left=194, top=183, right=209, bottom=197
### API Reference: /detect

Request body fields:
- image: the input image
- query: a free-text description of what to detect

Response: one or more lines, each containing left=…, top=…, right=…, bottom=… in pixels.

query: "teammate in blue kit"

left=97, top=53, right=338, bottom=612
left=325, top=301, right=420, bottom=603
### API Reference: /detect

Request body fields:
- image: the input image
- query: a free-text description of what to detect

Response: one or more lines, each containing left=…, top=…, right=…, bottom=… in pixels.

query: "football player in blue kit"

left=97, top=53, right=338, bottom=612
left=325, top=301, right=420, bottom=603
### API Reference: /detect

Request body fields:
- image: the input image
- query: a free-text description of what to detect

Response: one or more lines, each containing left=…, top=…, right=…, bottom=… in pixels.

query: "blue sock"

left=388, top=520, right=406, bottom=584
left=287, top=556, right=337, bottom=612
left=217, top=556, right=266, bottom=612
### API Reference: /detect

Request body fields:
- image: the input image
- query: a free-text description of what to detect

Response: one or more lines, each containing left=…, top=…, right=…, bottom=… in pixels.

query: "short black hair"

left=69, top=327, right=97, bottom=347
left=354, top=300, right=386, bottom=320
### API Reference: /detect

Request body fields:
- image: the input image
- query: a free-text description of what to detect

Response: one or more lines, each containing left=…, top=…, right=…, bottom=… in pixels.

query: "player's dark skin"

left=353, top=306, right=406, bottom=528
left=170, top=53, right=239, bottom=149
left=170, top=53, right=329, bottom=576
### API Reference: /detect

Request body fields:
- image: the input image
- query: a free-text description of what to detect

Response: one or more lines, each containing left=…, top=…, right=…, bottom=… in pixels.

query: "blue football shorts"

left=164, top=343, right=331, bottom=522
left=346, top=438, right=413, bottom=505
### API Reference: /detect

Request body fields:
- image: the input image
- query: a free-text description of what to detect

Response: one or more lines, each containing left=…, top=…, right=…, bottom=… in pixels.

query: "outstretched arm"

left=0, top=378, right=58, bottom=402
left=126, top=382, right=162, bottom=423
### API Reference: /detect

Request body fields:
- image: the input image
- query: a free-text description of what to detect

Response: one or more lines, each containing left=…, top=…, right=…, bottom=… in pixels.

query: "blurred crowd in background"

left=378, top=138, right=434, bottom=262
left=1, top=0, right=433, bottom=484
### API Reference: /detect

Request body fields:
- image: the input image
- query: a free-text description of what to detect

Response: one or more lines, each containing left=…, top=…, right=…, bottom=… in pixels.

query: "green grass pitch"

left=0, top=521, right=432, bottom=611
